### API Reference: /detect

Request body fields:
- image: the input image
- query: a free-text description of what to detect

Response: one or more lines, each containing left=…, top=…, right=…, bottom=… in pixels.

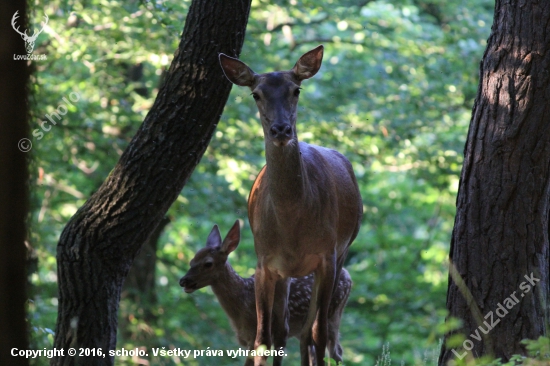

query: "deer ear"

left=221, top=220, right=241, bottom=254
left=219, top=54, right=257, bottom=87
left=292, top=45, right=324, bottom=81
left=206, top=225, right=222, bottom=248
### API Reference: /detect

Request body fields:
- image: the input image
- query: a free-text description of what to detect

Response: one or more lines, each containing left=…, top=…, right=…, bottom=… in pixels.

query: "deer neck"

left=210, top=262, right=253, bottom=321
left=264, top=139, right=305, bottom=204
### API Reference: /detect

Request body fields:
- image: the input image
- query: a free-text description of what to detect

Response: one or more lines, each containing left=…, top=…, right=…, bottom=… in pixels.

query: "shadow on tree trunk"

left=439, top=0, right=550, bottom=363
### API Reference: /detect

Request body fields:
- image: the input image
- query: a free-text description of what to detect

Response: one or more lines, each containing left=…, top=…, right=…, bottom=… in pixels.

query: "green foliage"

left=368, top=337, right=550, bottom=365
left=375, top=343, right=392, bottom=366
left=440, top=336, right=550, bottom=366
left=522, top=336, right=550, bottom=362
left=27, top=0, right=494, bottom=364
left=325, top=357, right=344, bottom=366
left=372, top=341, right=440, bottom=366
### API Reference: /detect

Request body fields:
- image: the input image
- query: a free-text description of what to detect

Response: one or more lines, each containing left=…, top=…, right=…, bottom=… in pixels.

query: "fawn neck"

left=211, top=262, right=252, bottom=319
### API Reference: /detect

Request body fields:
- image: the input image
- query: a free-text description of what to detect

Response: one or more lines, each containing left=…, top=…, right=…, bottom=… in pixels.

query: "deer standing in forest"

left=179, top=221, right=352, bottom=366
left=219, top=46, right=363, bottom=366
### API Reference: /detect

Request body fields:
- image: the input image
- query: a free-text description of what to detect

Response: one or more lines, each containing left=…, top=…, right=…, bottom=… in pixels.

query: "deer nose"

left=269, top=124, right=292, bottom=138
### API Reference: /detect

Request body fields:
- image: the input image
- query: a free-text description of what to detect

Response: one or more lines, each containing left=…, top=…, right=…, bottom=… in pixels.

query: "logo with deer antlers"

left=12, top=11, right=48, bottom=54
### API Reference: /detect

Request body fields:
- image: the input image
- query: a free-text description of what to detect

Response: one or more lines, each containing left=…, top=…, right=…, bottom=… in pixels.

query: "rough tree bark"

left=0, top=1, right=30, bottom=365
left=440, top=0, right=550, bottom=363
left=52, top=1, right=251, bottom=364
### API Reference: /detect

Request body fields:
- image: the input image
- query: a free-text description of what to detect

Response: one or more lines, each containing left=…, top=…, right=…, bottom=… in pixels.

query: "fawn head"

left=179, top=220, right=240, bottom=293
left=219, top=45, right=324, bottom=147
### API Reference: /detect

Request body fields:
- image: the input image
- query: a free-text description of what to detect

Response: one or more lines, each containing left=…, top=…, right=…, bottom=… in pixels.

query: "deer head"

left=12, top=11, right=48, bottom=54
left=179, top=221, right=240, bottom=293
left=219, top=46, right=324, bottom=147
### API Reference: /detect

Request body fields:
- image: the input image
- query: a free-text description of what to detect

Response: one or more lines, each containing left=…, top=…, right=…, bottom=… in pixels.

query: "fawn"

left=179, top=221, right=351, bottom=365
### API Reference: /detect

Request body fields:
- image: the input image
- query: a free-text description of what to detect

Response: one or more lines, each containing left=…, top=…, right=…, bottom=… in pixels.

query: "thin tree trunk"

left=121, top=216, right=170, bottom=321
left=0, top=1, right=30, bottom=365
left=118, top=217, right=169, bottom=342
left=440, top=0, right=550, bottom=363
left=52, top=1, right=251, bottom=364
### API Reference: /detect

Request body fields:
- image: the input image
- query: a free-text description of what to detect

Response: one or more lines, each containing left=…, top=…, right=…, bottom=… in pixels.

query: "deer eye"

left=204, top=262, right=213, bottom=268
left=293, top=88, right=301, bottom=97
left=251, top=93, right=260, bottom=101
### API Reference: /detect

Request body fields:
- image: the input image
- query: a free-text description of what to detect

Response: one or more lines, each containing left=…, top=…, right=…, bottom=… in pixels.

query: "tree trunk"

left=52, top=0, right=251, bottom=364
left=440, top=0, right=550, bottom=363
left=0, top=1, right=30, bottom=365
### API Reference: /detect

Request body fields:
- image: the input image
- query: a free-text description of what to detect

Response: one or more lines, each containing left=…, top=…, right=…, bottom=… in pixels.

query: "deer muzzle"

left=179, top=276, right=197, bottom=293
left=269, top=123, right=293, bottom=146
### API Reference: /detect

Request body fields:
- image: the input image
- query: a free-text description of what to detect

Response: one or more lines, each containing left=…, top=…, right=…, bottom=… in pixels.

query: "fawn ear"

left=292, top=45, right=324, bottom=81
left=206, top=225, right=222, bottom=248
left=219, top=54, right=257, bottom=87
left=221, top=220, right=241, bottom=254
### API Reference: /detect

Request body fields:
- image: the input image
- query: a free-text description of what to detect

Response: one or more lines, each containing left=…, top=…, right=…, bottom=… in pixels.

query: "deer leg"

left=332, top=248, right=348, bottom=297
left=244, top=342, right=255, bottom=366
left=312, top=255, right=336, bottom=366
left=327, top=314, right=343, bottom=363
left=244, top=354, right=255, bottom=366
left=300, top=273, right=321, bottom=366
left=272, top=278, right=290, bottom=366
left=254, top=265, right=276, bottom=366
left=326, top=251, right=347, bottom=363
left=308, top=345, right=317, bottom=366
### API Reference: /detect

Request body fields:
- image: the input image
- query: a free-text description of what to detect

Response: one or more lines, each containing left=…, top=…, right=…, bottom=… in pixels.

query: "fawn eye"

left=252, top=93, right=260, bottom=101
left=293, top=88, right=301, bottom=97
left=204, top=262, right=213, bottom=268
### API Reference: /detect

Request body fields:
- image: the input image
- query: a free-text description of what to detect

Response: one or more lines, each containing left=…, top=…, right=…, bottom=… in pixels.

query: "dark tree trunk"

left=52, top=0, right=251, bottom=364
left=0, top=1, right=30, bottom=365
left=440, top=0, right=550, bottom=363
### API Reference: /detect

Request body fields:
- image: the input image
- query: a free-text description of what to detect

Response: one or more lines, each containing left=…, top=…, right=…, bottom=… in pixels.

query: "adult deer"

left=179, top=221, right=352, bottom=366
left=219, top=46, right=363, bottom=366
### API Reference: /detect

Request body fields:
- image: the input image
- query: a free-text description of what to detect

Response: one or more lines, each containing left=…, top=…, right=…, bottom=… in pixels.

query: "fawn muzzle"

left=179, top=276, right=198, bottom=293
